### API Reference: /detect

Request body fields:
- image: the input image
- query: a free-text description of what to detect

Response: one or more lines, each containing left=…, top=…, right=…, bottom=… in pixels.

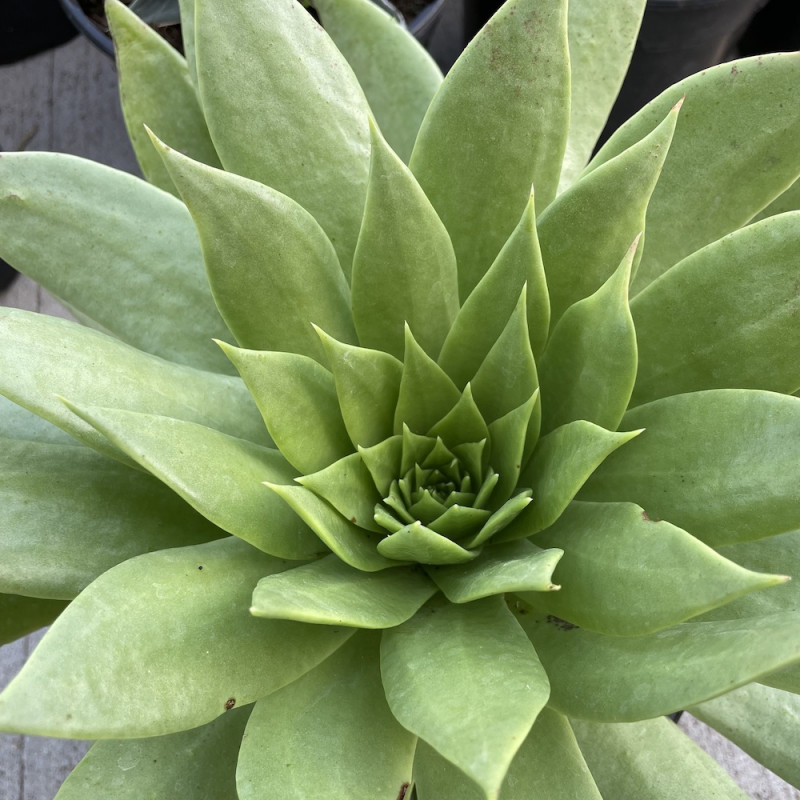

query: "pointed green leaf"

left=557, top=0, right=647, bottom=191
left=55, top=706, right=250, bottom=800
left=156, top=142, right=356, bottom=361
left=464, top=491, right=533, bottom=549
left=0, top=538, right=353, bottom=738
left=414, top=707, right=602, bottom=800
left=377, top=522, right=478, bottom=565
left=195, top=0, right=370, bottom=273
left=410, top=0, right=570, bottom=299
left=221, top=344, right=352, bottom=474
left=0, top=394, right=76, bottom=445
left=0, top=437, right=222, bottom=599
left=580, top=390, right=800, bottom=546
left=499, top=421, right=641, bottom=539
left=590, top=53, right=800, bottom=292
left=64, top=406, right=321, bottom=560
left=359, top=435, right=403, bottom=497
left=528, top=501, right=786, bottom=636
left=690, top=683, right=800, bottom=789
left=382, top=595, right=549, bottom=800
left=427, top=505, right=492, bottom=539
left=107, top=0, right=220, bottom=197
left=572, top=716, right=750, bottom=800
left=314, top=0, right=442, bottom=164
left=540, top=104, right=677, bottom=325
left=631, top=212, right=800, bottom=404
left=428, top=540, right=562, bottom=603
left=265, top=483, right=394, bottom=572
left=251, top=555, right=436, bottom=628
left=395, top=327, right=461, bottom=435
left=351, top=122, right=458, bottom=360
left=317, top=328, right=403, bottom=448
left=487, top=393, right=538, bottom=504
left=538, top=240, right=638, bottom=434
left=428, top=384, right=490, bottom=447
left=0, top=309, right=268, bottom=462
left=0, top=153, right=231, bottom=373
left=515, top=605, right=800, bottom=721
left=237, top=633, right=415, bottom=800
left=0, top=594, right=67, bottom=647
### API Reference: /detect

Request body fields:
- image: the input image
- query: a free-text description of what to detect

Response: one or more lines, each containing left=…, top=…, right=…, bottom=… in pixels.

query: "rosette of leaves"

left=1, top=0, right=800, bottom=797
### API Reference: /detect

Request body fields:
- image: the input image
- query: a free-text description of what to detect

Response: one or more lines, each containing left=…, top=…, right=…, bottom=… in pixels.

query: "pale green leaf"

left=410, top=0, right=570, bottom=299
left=314, top=0, right=442, bottom=163
left=359, top=435, right=403, bottom=497
left=631, top=212, right=800, bottom=403
left=0, top=538, right=353, bottom=737
left=0, top=153, right=231, bottom=373
left=237, top=632, right=415, bottom=800
left=177, top=0, right=197, bottom=83
left=251, top=555, right=436, bottom=628
left=195, top=0, right=370, bottom=274
left=0, top=594, right=67, bottom=646
left=381, top=595, right=549, bottom=800
left=156, top=141, right=356, bottom=361
left=487, top=393, right=539, bottom=502
left=580, top=390, right=800, bottom=546
left=528, top=501, right=786, bottom=636
left=428, top=384, right=490, bottom=448
left=463, top=491, right=533, bottom=549
left=377, top=522, right=478, bottom=565
left=0, top=394, right=74, bottom=444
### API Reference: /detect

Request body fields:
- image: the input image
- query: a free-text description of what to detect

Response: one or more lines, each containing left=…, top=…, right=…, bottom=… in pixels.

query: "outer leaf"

left=0, top=538, right=353, bottom=738
left=539, top=104, right=677, bottom=325
left=631, top=212, right=800, bottom=403
left=528, top=501, right=786, bottom=636
left=515, top=605, right=800, bottom=721
left=0, top=594, right=67, bottom=647
left=690, top=683, right=800, bottom=789
left=0, top=308, right=268, bottom=462
left=0, top=153, right=231, bottom=373
left=409, top=0, right=570, bottom=299
left=156, top=141, right=356, bottom=361
left=107, top=0, right=220, bottom=197
left=0, top=437, right=222, bottom=599
left=414, top=707, right=602, bottom=800
left=64, top=407, right=322, bottom=560
left=55, top=706, right=250, bottom=800
left=251, top=555, right=436, bottom=628
left=589, top=53, right=800, bottom=292
left=538, top=239, right=637, bottom=434
left=194, top=0, right=370, bottom=273
left=381, top=595, right=549, bottom=800
left=237, top=633, right=416, bottom=800
left=580, top=390, right=800, bottom=546
left=314, top=0, right=442, bottom=163
left=572, top=717, right=750, bottom=800
left=0, top=394, right=74, bottom=444
left=351, top=122, right=459, bottom=360
left=221, top=345, right=352, bottom=474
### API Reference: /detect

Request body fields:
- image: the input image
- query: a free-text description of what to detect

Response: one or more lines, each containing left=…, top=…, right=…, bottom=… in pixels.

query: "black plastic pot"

left=0, top=0, right=78, bottom=65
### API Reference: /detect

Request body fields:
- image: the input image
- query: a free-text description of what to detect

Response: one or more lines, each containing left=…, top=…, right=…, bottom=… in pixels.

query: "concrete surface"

left=1, top=3, right=798, bottom=798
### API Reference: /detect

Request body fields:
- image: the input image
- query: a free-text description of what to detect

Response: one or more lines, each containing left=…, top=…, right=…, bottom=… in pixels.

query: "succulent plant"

left=1, top=0, right=800, bottom=797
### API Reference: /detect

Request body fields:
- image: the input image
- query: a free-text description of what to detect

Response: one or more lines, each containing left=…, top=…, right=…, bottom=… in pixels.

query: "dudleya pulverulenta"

left=1, top=0, right=800, bottom=797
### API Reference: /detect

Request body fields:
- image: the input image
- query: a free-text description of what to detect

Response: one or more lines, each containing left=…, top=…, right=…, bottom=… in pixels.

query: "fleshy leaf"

left=351, top=122, right=458, bottom=361
left=487, top=392, right=539, bottom=503
left=463, top=491, right=533, bottom=549
left=107, top=0, right=221, bottom=197
left=177, top=0, right=197, bottom=83
left=428, top=384, right=490, bottom=447
left=537, top=239, right=638, bottom=434
left=381, top=595, right=549, bottom=800
left=194, top=0, right=370, bottom=273
left=0, top=538, right=353, bottom=738
left=64, top=406, right=322, bottom=560
left=314, top=0, right=442, bottom=163
left=0, top=394, right=84, bottom=445
left=377, top=522, right=478, bottom=565
left=527, top=501, right=787, bottom=636
left=0, top=437, right=223, bottom=599
left=580, top=389, right=800, bottom=546
left=0, top=153, right=231, bottom=373
left=0, top=308, right=268, bottom=462
left=359, top=435, right=403, bottom=498
left=251, top=555, right=436, bottom=628
left=0, top=594, right=67, bottom=647
left=589, top=53, right=800, bottom=292
left=237, top=632, right=415, bottom=800
left=515, top=605, right=800, bottom=721
left=631, top=212, right=800, bottom=403
left=539, top=104, right=677, bottom=325
left=55, top=706, right=250, bottom=800
left=410, top=0, right=570, bottom=298
left=572, top=717, right=750, bottom=799
left=428, top=540, right=562, bottom=603
left=220, top=344, right=352, bottom=474
left=156, top=141, right=356, bottom=361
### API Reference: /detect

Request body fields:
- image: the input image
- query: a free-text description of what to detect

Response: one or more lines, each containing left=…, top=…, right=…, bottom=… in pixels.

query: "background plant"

left=0, top=0, right=799, bottom=798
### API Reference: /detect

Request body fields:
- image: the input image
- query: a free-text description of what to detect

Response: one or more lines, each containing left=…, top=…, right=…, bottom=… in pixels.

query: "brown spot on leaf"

left=546, top=614, right=578, bottom=631
left=225, top=698, right=236, bottom=710
left=397, top=783, right=411, bottom=800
